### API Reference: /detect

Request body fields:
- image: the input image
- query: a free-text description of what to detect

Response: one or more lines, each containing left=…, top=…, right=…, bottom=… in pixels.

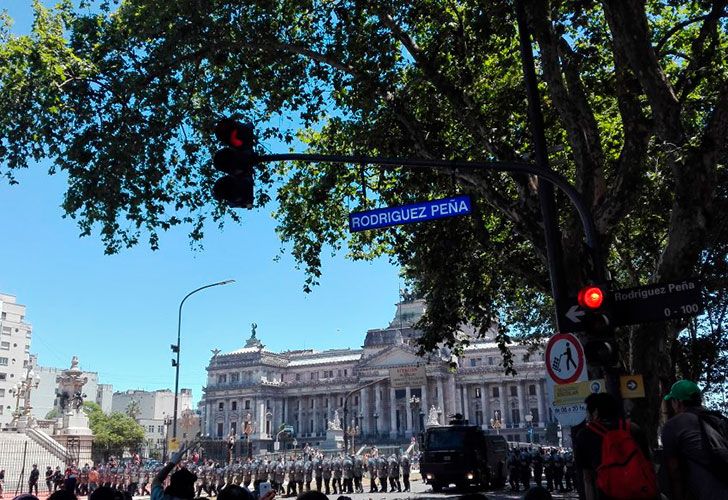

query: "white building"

left=30, top=355, right=114, bottom=418
left=112, top=388, right=193, bottom=454
left=0, top=293, right=33, bottom=427
left=201, top=299, right=549, bottom=450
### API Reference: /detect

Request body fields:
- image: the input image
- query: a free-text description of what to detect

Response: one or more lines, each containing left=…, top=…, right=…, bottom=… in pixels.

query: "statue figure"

left=56, top=356, right=88, bottom=413
left=251, top=322, right=258, bottom=338
left=327, top=410, right=342, bottom=431
left=426, top=405, right=441, bottom=427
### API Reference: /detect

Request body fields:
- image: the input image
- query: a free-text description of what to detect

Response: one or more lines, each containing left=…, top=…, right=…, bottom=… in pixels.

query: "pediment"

left=359, top=345, right=431, bottom=369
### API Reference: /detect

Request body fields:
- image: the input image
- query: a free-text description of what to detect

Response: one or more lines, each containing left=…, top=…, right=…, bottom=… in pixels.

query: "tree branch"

left=594, top=39, right=652, bottom=233
left=601, top=0, right=683, bottom=143
left=676, top=0, right=728, bottom=101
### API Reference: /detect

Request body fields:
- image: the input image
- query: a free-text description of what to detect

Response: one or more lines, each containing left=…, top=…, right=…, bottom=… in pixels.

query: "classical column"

left=437, top=378, right=445, bottom=423
left=312, top=396, right=318, bottom=436
left=374, top=383, right=382, bottom=430
left=462, top=385, right=470, bottom=420
left=499, top=384, right=507, bottom=427
left=405, top=386, right=413, bottom=433
left=389, top=386, right=397, bottom=438
left=360, top=386, right=370, bottom=434
left=480, top=384, right=489, bottom=430
left=420, top=381, right=428, bottom=429
left=449, top=374, right=459, bottom=415
left=297, top=396, right=304, bottom=436
left=517, top=382, right=526, bottom=428
left=535, top=380, right=545, bottom=427
left=258, top=401, right=267, bottom=439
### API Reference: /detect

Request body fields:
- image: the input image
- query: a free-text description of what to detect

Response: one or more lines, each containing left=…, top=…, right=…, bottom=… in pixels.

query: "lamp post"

left=10, top=366, right=40, bottom=429
left=373, top=412, right=379, bottom=437
left=172, top=279, right=235, bottom=440
left=525, top=413, right=533, bottom=444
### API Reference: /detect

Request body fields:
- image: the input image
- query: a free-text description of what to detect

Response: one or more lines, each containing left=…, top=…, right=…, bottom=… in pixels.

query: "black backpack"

left=697, top=410, right=728, bottom=477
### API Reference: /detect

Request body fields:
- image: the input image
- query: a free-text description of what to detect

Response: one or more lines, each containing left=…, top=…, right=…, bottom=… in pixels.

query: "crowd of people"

left=0, top=446, right=415, bottom=500
left=4, top=378, right=728, bottom=500
left=506, top=447, right=576, bottom=493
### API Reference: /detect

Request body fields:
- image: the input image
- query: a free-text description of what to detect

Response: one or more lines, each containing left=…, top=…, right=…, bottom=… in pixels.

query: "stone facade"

left=201, top=299, right=548, bottom=449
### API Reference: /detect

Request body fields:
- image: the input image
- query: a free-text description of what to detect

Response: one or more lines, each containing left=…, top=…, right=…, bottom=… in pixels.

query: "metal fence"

left=0, top=438, right=67, bottom=497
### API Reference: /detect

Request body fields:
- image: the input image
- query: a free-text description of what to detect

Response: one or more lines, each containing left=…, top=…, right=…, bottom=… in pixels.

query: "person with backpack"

left=574, top=392, right=657, bottom=500
left=662, top=379, right=728, bottom=500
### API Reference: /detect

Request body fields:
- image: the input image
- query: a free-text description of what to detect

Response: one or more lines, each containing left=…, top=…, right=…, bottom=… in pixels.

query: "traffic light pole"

left=260, top=153, right=601, bottom=262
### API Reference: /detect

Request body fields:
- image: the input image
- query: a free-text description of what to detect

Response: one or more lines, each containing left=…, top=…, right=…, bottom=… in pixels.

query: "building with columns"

left=200, top=299, right=549, bottom=450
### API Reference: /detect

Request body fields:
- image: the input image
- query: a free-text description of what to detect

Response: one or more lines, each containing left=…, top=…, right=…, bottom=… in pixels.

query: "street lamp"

left=10, top=366, right=40, bottom=429
left=373, top=412, right=379, bottom=437
left=172, top=279, right=235, bottom=440
left=525, top=413, right=533, bottom=443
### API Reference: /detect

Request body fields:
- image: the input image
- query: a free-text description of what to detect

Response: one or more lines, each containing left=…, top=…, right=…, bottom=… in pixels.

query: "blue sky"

left=0, top=1, right=401, bottom=404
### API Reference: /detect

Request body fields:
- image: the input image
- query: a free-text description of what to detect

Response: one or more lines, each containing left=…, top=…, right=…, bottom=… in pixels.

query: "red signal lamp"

left=578, top=285, right=605, bottom=310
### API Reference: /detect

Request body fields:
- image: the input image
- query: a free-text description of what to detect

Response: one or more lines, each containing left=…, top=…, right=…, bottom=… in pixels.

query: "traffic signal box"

left=212, top=119, right=257, bottom=209
left=578, top=283, right=618, bottom=367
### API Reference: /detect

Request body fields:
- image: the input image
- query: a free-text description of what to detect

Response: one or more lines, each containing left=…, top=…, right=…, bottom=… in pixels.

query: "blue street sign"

left=349, top=195, right=472, bottom=232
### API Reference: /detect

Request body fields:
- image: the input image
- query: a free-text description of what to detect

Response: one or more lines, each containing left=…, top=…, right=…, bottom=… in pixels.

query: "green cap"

left=664, top=380, right=701, bottom=401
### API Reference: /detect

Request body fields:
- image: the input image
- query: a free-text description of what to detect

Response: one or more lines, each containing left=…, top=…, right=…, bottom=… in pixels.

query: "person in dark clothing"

left=573, top=392, right=652, bottom=500
left=662, top=379, right=728, bottom=500
left=45, top=467, right=53, bottom=494
left=28, top=465, right=40, bottom=495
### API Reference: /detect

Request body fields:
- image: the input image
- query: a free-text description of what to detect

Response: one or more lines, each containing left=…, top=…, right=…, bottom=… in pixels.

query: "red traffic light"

left=215, top=119, right=255, bottom=149
left=578, top=285, right=605, bottom=309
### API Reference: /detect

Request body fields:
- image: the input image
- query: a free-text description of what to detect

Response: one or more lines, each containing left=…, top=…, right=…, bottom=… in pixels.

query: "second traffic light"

left=212, top=119, right=257, bottom=209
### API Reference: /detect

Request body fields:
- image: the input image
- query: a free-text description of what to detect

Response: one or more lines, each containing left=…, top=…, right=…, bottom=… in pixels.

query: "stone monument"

left=321, top=410, right=344, bottom=449
left=426, top=405, right=441, bottom=427
left=54, top=356, right=93, bottom=463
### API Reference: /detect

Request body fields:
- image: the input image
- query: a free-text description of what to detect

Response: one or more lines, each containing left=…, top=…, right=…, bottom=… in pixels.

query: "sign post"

left=557, top=278, right=702, bottom=332
left=349, top=195, right=472, bottom=232
left=545, top=333, right=588, bottom=431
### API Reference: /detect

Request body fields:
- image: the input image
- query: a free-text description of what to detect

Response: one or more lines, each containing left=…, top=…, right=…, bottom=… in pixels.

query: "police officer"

left=332, top=456, right=342, bottom=494
left=400, top=454, right=411, bottom=492
left=286, top=456, right=297, bottom=497
left=366, top=455, right=377, bottom=493
left=553, top=451, right=565, bottom=492
left=353, top=455, right=364, bottom=493
left=507, top=448, right=520, bottom=491
left=342, top=455, right=354, bottom=494
left=519, top=448, right=531, bottom=490
left=532, top=448, right=544, bottom=486
left=313, top=455, right=323, bottom=492
left=377, top=455, right=388, bottom=492
left=274, top=458, right=286, bottom=494
left=243, top=459, right=253, bottom=489
left=388, top=454, right=401, bottom=493
left=322, top=456, right=332, bottom=495
left=544, top=449, right=555, bottom=492
left=304, top=455, right=313, bottom=491
left=294, top=455, right=305, bottom=494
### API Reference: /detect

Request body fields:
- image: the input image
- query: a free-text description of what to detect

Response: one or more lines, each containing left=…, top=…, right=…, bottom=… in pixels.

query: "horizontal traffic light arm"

left=258, top=152, right=605, bottom=281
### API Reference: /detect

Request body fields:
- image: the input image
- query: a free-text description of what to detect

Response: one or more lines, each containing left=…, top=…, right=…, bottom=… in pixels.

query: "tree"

left=84, top=401, right=145, bottom=451
left=1, top=1, right=726, bottom=441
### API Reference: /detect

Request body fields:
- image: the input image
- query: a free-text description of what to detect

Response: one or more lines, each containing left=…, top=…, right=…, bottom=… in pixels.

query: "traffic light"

left=211, top=118, right=257, bottom=209
left=577, top=283, right=618, bottom=367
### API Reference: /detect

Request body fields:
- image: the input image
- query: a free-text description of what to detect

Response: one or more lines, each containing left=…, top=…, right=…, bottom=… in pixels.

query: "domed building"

left=200, top=298, right=548, bottom=450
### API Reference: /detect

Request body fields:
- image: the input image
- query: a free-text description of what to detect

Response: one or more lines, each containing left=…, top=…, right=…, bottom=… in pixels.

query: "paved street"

left=278, top=475, right=579, bottom=500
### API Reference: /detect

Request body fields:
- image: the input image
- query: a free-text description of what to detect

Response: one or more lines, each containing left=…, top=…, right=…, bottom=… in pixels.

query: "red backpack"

left=587, top=419, right=658, bottom=499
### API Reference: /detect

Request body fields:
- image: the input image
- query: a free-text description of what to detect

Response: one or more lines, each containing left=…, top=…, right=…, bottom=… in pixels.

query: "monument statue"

left=426, top=405, right=441, bottom=427
left=56, top=356, right=88, bottom=413
left=327, top=410, right=342, bottom=431
left=251, top=322, right=257, bottom=338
